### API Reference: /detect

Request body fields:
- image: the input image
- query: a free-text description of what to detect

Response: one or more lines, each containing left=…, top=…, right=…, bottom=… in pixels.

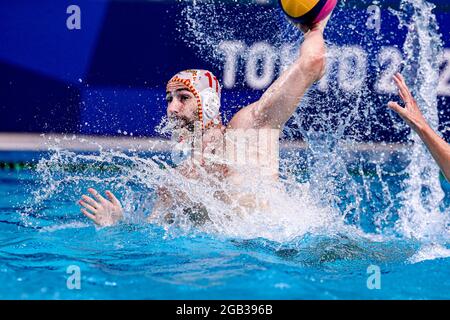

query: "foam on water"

left=408, top=243, right=450, bottom=263
left=22, top=144, right=343, bottom=243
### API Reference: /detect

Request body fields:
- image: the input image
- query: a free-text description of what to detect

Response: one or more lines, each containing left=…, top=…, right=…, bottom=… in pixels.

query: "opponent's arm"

left=229, top=25, right=327, bottom=130
left=388, top=73, right=450, bottom=181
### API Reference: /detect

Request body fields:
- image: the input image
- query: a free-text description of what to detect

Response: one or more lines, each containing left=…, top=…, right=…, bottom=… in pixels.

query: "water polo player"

left=78, top=2, right=337, bottom=227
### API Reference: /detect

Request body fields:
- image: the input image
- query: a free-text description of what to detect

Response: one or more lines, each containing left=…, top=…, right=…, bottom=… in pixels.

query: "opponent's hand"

left=388, top=73, right=430, bottom=134
left=78, top=188, right=123, bottom=227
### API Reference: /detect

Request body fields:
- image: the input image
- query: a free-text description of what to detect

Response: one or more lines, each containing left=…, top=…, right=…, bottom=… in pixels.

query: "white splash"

left=393, top=0, right=449, bottom=243
left=408, top=243, right=450, bottom=263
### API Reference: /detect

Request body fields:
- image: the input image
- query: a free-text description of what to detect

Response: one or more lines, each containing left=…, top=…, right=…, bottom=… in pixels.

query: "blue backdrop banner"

left=0, top=0, right=449, bottom=142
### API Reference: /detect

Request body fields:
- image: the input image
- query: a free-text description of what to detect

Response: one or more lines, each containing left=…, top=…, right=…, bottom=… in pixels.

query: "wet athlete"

left=78, top=17, right=331, bottom=227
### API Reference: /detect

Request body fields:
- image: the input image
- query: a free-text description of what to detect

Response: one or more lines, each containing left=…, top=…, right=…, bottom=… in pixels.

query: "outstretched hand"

left=78, top=188, right=123, bottom=227
left=388, top=73, right=429, bottom=134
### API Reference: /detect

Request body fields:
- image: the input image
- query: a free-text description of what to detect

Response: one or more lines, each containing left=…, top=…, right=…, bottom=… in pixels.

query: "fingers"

left=79, top=189, right=123, bottom=227
left=387, top=101, right=406, bottom=116
left=105, top=190, right=121, bottom=207
left=394, top=73, right=406, bottom=86
left=88, top=188, right=107, bottom=203
left=398, top=89, right=407, bottom=102
left=79, top=200, right=97, bottom=214
left=393, top=74, right=405, bottom=97
left=395, top=72, right=406, bottom=84
left=393, top=74, right=405, bottom=91
left=82, top=189, right=120, bottom=207
left=81, top=195, right=98, bottom=208
left=393, top=73, right=413, bottom=102
left=81, top=208, right=96, bottom=222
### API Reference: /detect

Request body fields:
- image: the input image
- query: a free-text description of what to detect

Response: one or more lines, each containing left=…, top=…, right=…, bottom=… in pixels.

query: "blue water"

left=0, top=150, right=449, bottom=300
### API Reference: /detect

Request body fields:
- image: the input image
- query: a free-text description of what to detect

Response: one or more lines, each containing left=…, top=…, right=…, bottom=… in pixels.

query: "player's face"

left=166, top=82, right=199, bottom=130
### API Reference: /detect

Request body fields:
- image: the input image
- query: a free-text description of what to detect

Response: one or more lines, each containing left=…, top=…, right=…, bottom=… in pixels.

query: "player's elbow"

left=299, top=51, right=326, bottom=81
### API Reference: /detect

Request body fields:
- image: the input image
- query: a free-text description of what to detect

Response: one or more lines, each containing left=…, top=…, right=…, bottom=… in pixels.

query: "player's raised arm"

left=256, top=25, right=327, bottom=129
left=388, top=73, right=450, bottom=181
left=228, top=20, right=329, bottom=130
left=228, top=1, right=337, bottom=130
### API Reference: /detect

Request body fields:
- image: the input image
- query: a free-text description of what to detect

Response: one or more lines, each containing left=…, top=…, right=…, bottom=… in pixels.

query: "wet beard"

left=169, top=116, right=195, bottom=132
left=168, top=118, right=197, bottom=144
left=156, top=116, right=196, bottom=138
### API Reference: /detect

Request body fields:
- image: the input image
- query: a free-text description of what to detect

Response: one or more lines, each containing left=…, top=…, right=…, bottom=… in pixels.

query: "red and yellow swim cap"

left=168, top=69, right=222, bottom=129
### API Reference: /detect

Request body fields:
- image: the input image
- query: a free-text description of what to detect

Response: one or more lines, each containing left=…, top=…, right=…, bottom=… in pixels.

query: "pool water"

left=0, top=150, right=449, bottom=300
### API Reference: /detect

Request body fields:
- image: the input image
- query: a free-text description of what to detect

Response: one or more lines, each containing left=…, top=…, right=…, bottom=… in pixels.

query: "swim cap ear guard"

left=199, top=87, right=221, bottom=125
left=168, top=69, right=222, bottom=129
